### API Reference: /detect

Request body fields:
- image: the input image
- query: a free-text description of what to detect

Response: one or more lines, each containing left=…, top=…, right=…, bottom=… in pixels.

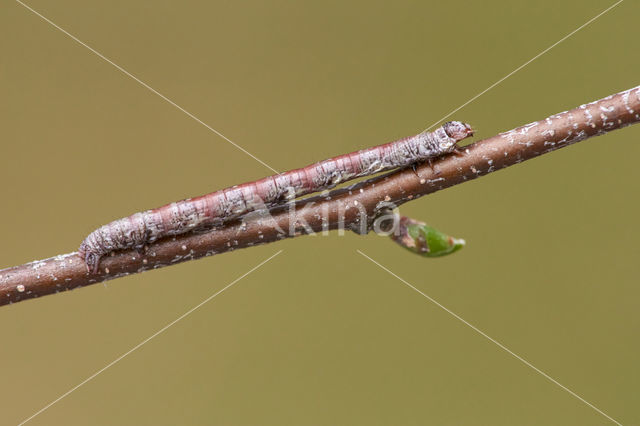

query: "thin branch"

left=2, top=85, right=639, bottom=306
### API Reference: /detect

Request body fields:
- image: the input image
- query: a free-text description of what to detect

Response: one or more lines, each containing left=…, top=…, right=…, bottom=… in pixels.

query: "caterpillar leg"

left=134, top=243, right=150, bottom=258
left=411, top=162, right=421, bottom=177
left=84, top=250, right=102, bottom=274
left=426, top=158, right=442, bottom=175
left=452, top=146, right=466, bottom=157
left=78, top=242, right=104, bottom=274
left=427, top=158, right=435, bottom=174
left=411, top=160, right=439, bottom=178
left=134, top=228, right=154, bottom=257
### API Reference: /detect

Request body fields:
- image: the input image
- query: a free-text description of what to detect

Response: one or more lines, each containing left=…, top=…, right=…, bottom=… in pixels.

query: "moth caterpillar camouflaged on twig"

left=79, top=121, right=473, bottom=272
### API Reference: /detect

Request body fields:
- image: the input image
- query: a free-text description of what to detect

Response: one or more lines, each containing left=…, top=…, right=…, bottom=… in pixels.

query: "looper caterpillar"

left=79, top=121, right=473, bottom=272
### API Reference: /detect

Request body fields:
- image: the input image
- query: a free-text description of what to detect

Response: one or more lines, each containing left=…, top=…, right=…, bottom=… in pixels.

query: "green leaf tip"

left=390, top=216, right=465, bottom=258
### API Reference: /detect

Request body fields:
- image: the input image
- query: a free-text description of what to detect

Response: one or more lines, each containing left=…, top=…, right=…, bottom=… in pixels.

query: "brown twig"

left=1, top=85, right=639, bottom=306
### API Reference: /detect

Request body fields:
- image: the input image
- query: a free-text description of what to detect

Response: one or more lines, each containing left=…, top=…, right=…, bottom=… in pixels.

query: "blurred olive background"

left=1, top=1, right=638, bottom=425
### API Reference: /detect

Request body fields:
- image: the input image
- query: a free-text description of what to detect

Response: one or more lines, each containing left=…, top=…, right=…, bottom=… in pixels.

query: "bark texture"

left=1, top=85, right=639, bottom=306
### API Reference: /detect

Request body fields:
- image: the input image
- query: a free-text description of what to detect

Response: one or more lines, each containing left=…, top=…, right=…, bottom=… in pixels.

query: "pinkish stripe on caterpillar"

left=79, top=121, right=473, bottom=272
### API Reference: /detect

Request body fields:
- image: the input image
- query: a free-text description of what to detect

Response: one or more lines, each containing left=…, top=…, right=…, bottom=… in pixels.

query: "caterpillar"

left=79, top=121, right=473, bottom=272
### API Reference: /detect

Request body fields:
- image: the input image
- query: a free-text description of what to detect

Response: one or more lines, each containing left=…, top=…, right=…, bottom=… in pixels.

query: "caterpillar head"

left=436, top=121, right=473, bottom=153
left=443, top=121, right=474, bottom=141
